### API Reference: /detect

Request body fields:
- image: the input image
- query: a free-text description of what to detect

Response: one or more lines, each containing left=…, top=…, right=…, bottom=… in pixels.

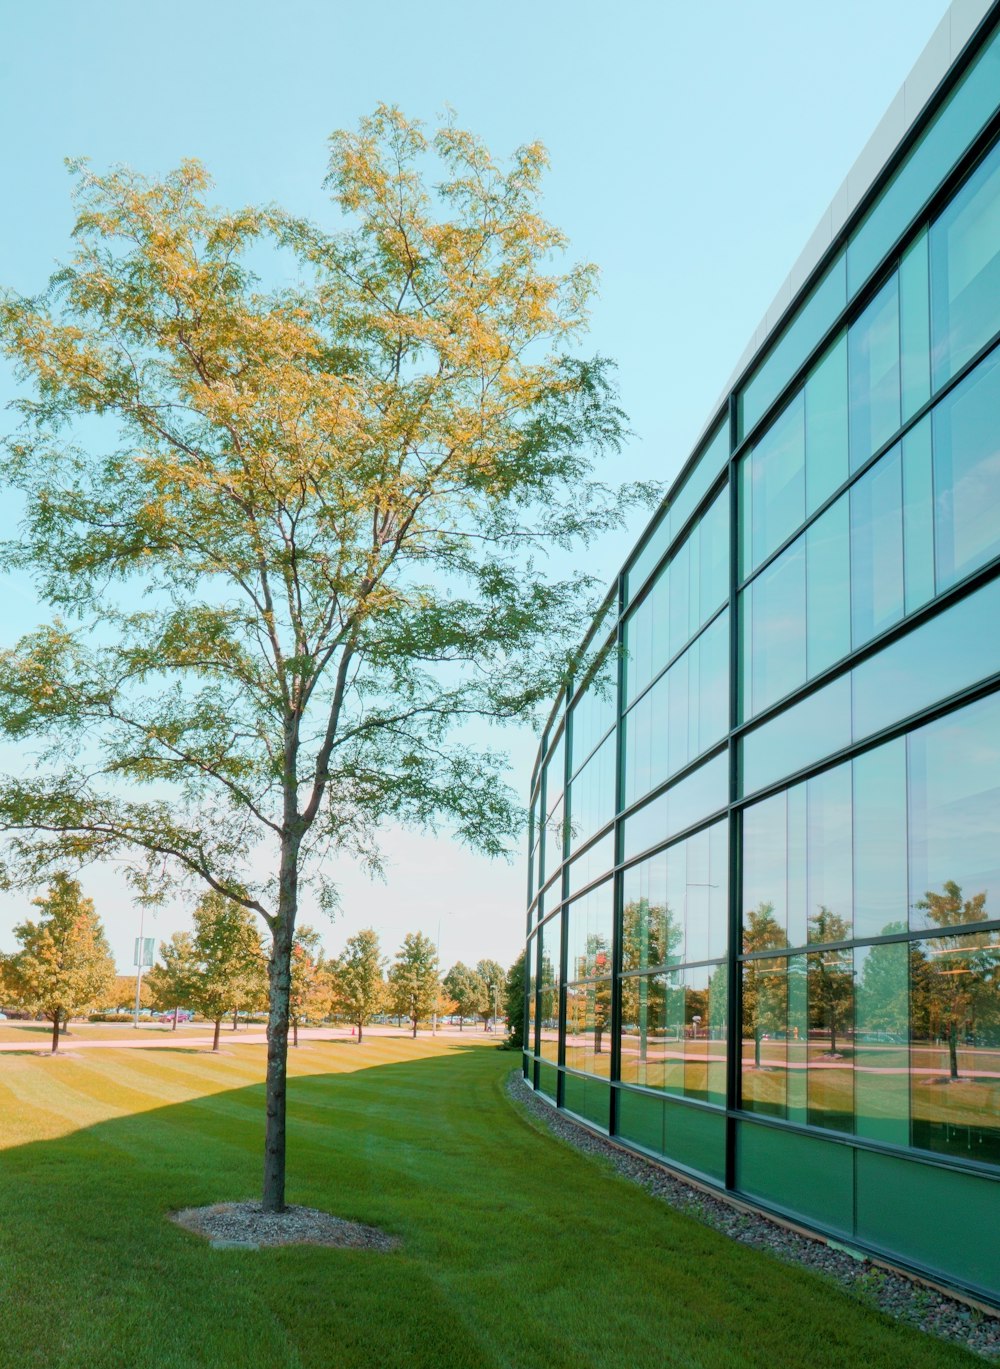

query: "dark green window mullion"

left=726, top=393, right=742, bottom=1192
left=556, top=692, right=573, bottom=1108
left=608, top=566, right=628, bottom=1137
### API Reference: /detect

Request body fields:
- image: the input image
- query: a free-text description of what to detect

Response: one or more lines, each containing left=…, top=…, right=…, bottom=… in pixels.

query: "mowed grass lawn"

left=0, top=1035, right=981, bottom=1369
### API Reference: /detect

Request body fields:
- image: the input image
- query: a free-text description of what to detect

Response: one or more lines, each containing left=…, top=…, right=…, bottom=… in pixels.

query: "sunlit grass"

left=0, top=1034, right=981, bottom=1368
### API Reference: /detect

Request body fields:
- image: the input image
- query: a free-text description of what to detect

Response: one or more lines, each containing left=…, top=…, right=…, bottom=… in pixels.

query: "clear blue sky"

left=0, top=0, right=951, bottom=972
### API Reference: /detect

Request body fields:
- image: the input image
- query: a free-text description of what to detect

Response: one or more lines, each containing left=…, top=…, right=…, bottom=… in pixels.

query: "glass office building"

left=523, top=0, right=1000, bottom=1306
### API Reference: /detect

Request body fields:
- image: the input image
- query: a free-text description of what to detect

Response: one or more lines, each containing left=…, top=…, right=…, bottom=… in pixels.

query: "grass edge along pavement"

left=0, top=1035, right=986, bottom=1369
left=507, top=1070, right=1000, bottom=1362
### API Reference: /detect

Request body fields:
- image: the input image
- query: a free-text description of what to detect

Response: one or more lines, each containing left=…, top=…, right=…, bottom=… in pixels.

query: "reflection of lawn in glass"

left=619, top=1036, right=726, bottom=1095
left=564, top=1042, right=613, bottom=1078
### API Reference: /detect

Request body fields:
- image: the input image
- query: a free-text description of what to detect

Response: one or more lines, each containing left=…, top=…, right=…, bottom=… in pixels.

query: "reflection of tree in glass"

left=581, top=933, right=613, bottom=1053
left=857, top=923, right=907, bottom=1038
left=807, top=907, right=853, bottom=1056
left=621, top=898, right=682, bottom=973
left=914, top=881, right=1000, bottom=1081
left=539, top=950, right=559, bottom=1028
left=742, top=902, right=786, bottom=1068
left=620, top=898, right=681, bottom=1063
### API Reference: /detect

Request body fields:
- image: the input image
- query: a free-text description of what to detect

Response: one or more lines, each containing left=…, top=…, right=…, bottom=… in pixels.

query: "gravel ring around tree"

left=170, top=1201, right=401, bottom=1251
left=507, top=1070, right=1000, bottom=1361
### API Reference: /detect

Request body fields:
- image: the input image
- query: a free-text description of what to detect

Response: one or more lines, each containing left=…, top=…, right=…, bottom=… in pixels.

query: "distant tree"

left=287, top=926, right=327, bottom=1048
left=146, top=931, right=199, bottom=1030
left=504, top=950, right=526, bottom=1050
left=914, top=881, right=1000, bottom=1081
left=443, top=961, right=482, bottom=1030
left=5, top=874, right=116, bottom=1053
left=111, top=972, right=153, bottom=1011
left=475, top=958, right=506, bottom=1031
left=389, top=933, right=440, bottom=1038
left=184, top=893, right=268, bottom=1052
left=329, top=929, right=385, bottom=1044
left=742, top=902, right=787, bottom=1068
left=807, top=907, right=853, bottom=1056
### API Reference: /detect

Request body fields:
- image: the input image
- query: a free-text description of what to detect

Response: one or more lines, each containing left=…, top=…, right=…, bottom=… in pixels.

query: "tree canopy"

left=328, top=927, right=385, bottom=1042
left=388, top=932, right=440, bottom=1037
left=0, top=107, right=640, bottom=1208
left=4, top=873, right=116, bottom=1052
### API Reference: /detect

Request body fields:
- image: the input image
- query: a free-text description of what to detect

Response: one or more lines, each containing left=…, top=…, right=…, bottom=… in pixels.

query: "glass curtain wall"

left=523, top=28, right=1000, bottom=1303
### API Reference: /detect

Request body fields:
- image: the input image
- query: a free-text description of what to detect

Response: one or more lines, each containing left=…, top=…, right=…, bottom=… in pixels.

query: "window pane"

left=740, top=254, right=847, bottom=441
left=908, top=691, right=1000, bottom=932
left=741, top=673, right=852, bottom=797
left=565, top=979, right=613, bottom=1077
left=807, top=762, right=853, bottom=945
left=805, top=332, right=848, bottom=514
left=620, top=973, right=667, bottom=1088
left=741, top=954, right=788, bottom=1117
left=902, top=418, right=935, bottom=614
left=807, top=947, right=854, bottom=1133
left=565, top=879, right=613, bottom=981
left=849, top=274, right=901, bottom=471
left=806, top=498, right=851, bottom=675
left=743, top=392, right=805, bottom=575
left=850, top=442, right=904, bottom=646
left=853, top=739, right=908, bottom=939
left=621, top=752, right=727, bottom=863
left=683, top=963, right=727, bottom=1105
left=932, top=347, right=1000, bottom=591
left=855, top=941, right=910, bottom=1146
left=910, top=930, right=1000, bottom=1164
left=538, top=915, right=561, bottom=1063
left=900, top=230, right=931, bottom=421
left=699, top=486, right=730, bottom=623
left=930, top=138, right=1000, bottom=390
left=743, top=793, right=788, bottom=946
left=852, top=575, right=1000, bottom=741
left=747, top=540, right=806, bottom=716
left=622, top=848, right=676, bottom=972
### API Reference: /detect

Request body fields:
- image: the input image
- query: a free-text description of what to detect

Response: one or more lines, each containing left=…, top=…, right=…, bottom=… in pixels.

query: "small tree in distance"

left=389, top=933, right=440, bottom=1038
left=443, top=961, right=482, bottom=1031
left=476, top=958, right=506, bottom=1031
left=184, top=894, right=267, bottom=1052
left=288, top=926, right=326, bottom=1048
left=5, top=874, right=116, bottom=1053
left=146, top=931, right=198, bottom=1029
left=329, top=929, right=385, bottom=1043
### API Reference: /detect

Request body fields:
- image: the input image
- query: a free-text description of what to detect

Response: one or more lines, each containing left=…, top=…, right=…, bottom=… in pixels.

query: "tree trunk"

left=356, top=1019, right=363, bottom=1044
left=948, top=1020, right=959, bottom=1080
left=50, top=1015, right=59, bottom=1054
left=233, top=1006, right=239, bottom=1031
left=459, top=1017, right=463, bottom=1032
left=754, top=1027, right=762, bottom=1069
left=172, top=1007, right=179, bottom=1031
left=292, top=1017, right=298, bottom=1048
left=411, top=1013, right=417, bottom=1039
left=213, top=1018, right=222, bottom=1052
left=262, top=829, right=299, bottom=1213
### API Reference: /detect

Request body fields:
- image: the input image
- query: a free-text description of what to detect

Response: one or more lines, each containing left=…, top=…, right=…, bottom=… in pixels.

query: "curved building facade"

left=523, top=0, right=1000, bottom=1306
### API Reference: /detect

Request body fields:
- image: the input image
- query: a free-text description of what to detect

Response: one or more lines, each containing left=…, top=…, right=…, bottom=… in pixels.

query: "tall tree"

left=0, top=110, right=639, bottom=1210
left=442, top=960, right=482, bottom=1030
left=184, top=893, right=268, bottom=1052
left=475, top=958, right=506, bottom=1031
left=328, top=928, right=385, bottom=1043
left=389, top=933, right=440, bottom=1038
left=914, top=881, right=1000, bottom=1081
left=5, top=874, right=116, bottom=1053
left=504, top=950, right=526, bottom=1050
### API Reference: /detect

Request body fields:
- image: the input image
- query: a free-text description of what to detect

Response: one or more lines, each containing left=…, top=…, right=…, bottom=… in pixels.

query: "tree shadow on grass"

left=0, top=1047, right=980, bottom=1369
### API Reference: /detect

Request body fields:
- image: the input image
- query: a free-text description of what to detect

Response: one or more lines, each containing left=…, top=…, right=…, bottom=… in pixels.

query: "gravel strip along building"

left=522, top=0, right=1000, bottom=1309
